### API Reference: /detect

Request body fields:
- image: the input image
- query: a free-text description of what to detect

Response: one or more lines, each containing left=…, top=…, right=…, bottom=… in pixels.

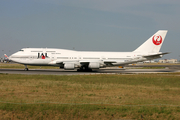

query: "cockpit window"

left=19, top=49, right=24, bottom=52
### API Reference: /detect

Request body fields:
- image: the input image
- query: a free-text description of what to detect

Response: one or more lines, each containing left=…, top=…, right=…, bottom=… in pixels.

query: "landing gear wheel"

left=24, top=68, right=29, bottom=71
left=24, top=65, right=29, bottom=71
left=77, top=68, right=92, bottom=72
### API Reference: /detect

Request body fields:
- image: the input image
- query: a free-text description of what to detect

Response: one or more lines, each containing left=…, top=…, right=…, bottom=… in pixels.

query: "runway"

left=0, top=68, right=179, bottom=75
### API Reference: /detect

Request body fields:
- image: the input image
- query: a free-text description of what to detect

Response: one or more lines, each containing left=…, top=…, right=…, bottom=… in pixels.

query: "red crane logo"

left=152, top=35, right=162, bottom=45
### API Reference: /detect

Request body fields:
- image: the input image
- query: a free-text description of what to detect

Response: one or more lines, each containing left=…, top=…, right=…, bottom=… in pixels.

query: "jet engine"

left=88, top=62, right=100, bottom=69
left=64, top=63, right=75, bottom=70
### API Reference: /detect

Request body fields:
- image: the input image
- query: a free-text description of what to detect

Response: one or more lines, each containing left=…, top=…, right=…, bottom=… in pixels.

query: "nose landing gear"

left=24, top=65, right=29, bottom=71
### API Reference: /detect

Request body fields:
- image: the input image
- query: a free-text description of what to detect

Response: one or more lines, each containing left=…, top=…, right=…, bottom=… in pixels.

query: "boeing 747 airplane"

left=7, top=30, right=168, bottom=71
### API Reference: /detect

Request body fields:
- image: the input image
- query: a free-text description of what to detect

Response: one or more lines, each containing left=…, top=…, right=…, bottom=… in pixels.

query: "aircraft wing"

left=111, top=58, right=147, bottom=66
left=79, top=60, right=102, bottom=65
left=108, top=52, right=170, bottom=66
left=103, top=60, right=117, bottom=66
left=49, top=60, right=95, bottom=65
left=48, top=60, right=62, bottom=65
left=80, top=60, right=118, bottom=66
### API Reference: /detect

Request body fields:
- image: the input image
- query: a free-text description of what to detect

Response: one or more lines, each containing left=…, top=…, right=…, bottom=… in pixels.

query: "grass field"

left=0, top=73, right=180, bottom=120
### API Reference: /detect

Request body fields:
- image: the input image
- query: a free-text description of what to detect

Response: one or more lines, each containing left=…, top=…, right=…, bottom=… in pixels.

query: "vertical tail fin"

left=133, top=30, right=168, bottom=53
left=4, top=54, right=9, bottom=59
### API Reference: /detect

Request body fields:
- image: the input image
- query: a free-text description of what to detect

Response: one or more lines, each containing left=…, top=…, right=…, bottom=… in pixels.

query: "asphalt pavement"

left=0, top=68, right=179, bottom=75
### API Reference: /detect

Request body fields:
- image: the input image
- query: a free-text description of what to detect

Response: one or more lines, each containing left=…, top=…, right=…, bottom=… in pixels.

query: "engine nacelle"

left=88, top=62, right=100, bottom=69
left=64, top=63, right=75, bottom=70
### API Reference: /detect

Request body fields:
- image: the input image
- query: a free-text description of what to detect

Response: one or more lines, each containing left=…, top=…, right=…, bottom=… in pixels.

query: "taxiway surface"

left=0, top=68, right=179, bottom=75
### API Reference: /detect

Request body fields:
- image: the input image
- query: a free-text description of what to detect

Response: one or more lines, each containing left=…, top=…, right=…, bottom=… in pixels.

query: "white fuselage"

left=9, top=48, right=148, bottom=67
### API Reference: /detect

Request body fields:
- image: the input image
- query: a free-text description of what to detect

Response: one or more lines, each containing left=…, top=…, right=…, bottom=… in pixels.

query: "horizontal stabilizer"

left=142, top=52, right=170, bottom=58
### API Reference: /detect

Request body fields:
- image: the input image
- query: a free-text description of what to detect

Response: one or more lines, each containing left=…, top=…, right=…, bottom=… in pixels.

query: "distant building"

left=143, top=60, right=155, bottom=63
left=159, top=59, right=178, bottom=63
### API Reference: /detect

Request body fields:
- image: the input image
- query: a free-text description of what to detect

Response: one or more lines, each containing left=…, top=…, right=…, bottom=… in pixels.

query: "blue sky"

left=0, top=0, right=180, bottom=59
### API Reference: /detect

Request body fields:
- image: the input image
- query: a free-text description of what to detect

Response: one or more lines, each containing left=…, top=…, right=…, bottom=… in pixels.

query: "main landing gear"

left=24, top=65, right=29, bottom=71
left=77, top=66, right=92, bottom=72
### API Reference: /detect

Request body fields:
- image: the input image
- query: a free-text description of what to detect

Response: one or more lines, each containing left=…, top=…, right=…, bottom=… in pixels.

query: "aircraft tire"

left=77, top=68, right=92, bottom=72
left=24, top=68, right=29, bottom=71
